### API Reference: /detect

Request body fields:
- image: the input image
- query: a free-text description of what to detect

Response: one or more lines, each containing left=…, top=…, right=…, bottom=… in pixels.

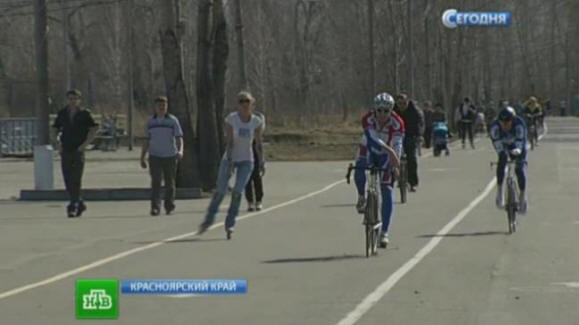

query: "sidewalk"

left=1, top=148, right=156, bottom=200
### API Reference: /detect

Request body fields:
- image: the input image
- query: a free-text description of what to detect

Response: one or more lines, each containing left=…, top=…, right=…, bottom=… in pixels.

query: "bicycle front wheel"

left=506, top=181, right=517, bottom=234
left=364, top=192, right=379, bottom=257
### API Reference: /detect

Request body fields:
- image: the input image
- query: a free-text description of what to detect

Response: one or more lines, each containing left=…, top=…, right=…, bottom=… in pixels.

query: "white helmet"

left=373, top=92, right=395, bottom=111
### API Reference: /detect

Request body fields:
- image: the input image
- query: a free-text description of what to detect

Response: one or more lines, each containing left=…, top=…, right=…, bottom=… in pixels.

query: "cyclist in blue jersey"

left=489, top=106, right=529, bottom=214
left=354, top=92, right=402, bottom=247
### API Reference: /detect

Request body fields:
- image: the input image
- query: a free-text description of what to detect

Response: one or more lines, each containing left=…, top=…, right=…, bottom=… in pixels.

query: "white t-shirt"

left=224, top=112, right=264, bottom=162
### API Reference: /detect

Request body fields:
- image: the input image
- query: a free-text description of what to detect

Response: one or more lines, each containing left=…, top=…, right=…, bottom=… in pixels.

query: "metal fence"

left=0, top=118, right=36, bottom=156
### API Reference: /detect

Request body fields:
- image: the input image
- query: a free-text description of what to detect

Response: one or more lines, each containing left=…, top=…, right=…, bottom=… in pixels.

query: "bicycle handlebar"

left=346, top=163, right=390, bottom=184
left=490, top=159, right=518, bottom=168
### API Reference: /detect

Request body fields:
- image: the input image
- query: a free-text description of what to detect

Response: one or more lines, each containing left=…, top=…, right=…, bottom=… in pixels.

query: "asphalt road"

left=0, top=117, right=577, bottom=324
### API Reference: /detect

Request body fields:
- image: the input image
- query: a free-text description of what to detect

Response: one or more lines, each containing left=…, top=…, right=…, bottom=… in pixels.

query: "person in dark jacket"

left=52, top=89, right=98, bottom=218
left=456, top=97, right=477, bottom=149
left=394, top=93, right=424, bottom=192
left=245, top=112, right=266, bottom=211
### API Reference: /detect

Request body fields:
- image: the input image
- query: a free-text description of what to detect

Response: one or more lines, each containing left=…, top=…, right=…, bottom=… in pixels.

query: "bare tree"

left=212, top=0, right=229, bottom=155
left=159, top=0, right=199, bottom=187
left=234, top=0, right=247, bottom=90
left=196, top=0, right=219, bottom=190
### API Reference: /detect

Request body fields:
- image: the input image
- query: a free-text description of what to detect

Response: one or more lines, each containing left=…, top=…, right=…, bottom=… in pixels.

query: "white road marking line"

left=426, top=168, right=454, bottom=172
left=0, top=180, right=345, bottom=301
left=335, top=178, right=497, bottom=325
left=552, top=282, right=579, bottom=289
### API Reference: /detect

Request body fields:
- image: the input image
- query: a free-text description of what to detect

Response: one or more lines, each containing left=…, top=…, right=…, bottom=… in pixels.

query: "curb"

left=19, top=187, right=202, bottom=201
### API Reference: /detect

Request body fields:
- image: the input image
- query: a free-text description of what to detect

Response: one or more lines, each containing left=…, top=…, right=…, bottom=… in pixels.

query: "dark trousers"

left=497, top=151, right=527, bottom=191
left=61, top=151, right=85, bottom=204
left=149, top=156, right=178, bottom=211
left=403, top=135, right=419, bottom=187
left=424, top=127, right=432, bottom=148
left=459, top=121, right=474, bottom=145
left=245, top=162, right=264, bottom=203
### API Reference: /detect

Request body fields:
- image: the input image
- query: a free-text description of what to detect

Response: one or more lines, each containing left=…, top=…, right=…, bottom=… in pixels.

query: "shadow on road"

left=262, top=254, right=365, bottom=264
left=417, top=231, right=508, bottom=238
left=321, top=203, right=356, bottom=208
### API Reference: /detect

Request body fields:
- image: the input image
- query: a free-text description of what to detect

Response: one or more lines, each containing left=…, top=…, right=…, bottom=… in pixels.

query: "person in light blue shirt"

left=140, top=96, right=184, bottom=216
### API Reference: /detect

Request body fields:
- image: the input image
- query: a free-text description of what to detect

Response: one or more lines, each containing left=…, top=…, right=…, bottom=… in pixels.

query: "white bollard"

left=34, top=145, right=54, bottom=190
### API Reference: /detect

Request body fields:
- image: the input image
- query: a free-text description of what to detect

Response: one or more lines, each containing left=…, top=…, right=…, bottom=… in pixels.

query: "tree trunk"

left=159, top=0, right=199, bottom=188
left=196, top=0, right=219, bottom=190
left=234, top=0, right=248, bottom=90
left=212, top=0, right=229, bottom=156
left=367, top=0, right=375, bottom=98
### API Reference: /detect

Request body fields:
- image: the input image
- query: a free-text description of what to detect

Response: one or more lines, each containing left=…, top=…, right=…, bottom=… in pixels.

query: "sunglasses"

left=239, top=99, right=251, bottom=104
left=375, top=108, right=392, bottom=114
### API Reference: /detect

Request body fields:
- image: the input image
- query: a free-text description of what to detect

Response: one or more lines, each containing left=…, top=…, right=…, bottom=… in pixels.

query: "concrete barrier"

left=19, top=187, right=203, bottom=201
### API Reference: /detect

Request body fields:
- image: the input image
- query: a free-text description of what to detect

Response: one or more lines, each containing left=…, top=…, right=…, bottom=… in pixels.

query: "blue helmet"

left=498, top=106, right=516, bottom=121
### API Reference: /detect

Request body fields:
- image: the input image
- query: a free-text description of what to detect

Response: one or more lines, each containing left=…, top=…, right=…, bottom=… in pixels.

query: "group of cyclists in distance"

left=353, top=91, right=548, bottom=248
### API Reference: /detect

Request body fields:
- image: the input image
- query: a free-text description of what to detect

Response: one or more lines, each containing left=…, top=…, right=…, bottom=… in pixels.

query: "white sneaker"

left=247, top=202, right=255, bottom=212
left=380, top=233, right=389, bottom=248
left=495, top=185, right=505, bottom=209
left=256, top=202, right=263, bottom=211
left=519, top=191, right=528, bottom=214
left=356, top=196, right=366, bottom=214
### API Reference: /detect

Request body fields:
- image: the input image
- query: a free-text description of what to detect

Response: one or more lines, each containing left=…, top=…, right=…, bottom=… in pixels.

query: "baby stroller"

left=432, top=122, right=451, bottom=157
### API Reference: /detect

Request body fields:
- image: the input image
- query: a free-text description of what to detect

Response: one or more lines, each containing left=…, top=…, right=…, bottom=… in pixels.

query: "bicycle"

left=491, top=158, right=519, bottom=234
left=346, top=163, right=387, bottom=257
left=525, top=113, right=541, bottom=150
left=398, top=154, right=408, bottom=204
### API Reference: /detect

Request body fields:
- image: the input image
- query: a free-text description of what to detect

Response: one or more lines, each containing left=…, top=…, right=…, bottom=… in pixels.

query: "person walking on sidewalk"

left=245, top=112, right=266, bottom=212
left=456, top=97, right=477, bottom=149
left=199, top=91, right=264, bottom=239
left=140, top=96, right=184, bottom=216
left=52, top=89, right=98, bottom=218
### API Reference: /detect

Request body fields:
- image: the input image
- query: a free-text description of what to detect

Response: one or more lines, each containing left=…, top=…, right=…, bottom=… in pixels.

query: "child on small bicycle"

left=432, top=121, right=451, bottom=157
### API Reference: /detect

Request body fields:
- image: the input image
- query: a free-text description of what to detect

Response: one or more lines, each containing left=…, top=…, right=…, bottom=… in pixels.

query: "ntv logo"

left=83, top=289, right=113, bottom=310
left=442, top=9, right=512, bottom=28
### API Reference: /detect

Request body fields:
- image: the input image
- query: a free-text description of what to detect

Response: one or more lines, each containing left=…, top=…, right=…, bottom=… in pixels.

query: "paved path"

left=0, top=117, right=577, bottom=324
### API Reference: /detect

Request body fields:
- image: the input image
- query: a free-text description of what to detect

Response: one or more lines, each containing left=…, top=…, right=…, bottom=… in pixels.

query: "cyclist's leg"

left=515, top=152, right=528, bottom=213
left=380, top=179, right=394, bottom=233
left=496, top=151, right=508, bottom=185
left=515, top=150, right=528, bottom=191
left=354, top=145, right=369, bottom=196
left=495, top=151, right=508, bottom=208
left=376, top=154, right=394, bottom=242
